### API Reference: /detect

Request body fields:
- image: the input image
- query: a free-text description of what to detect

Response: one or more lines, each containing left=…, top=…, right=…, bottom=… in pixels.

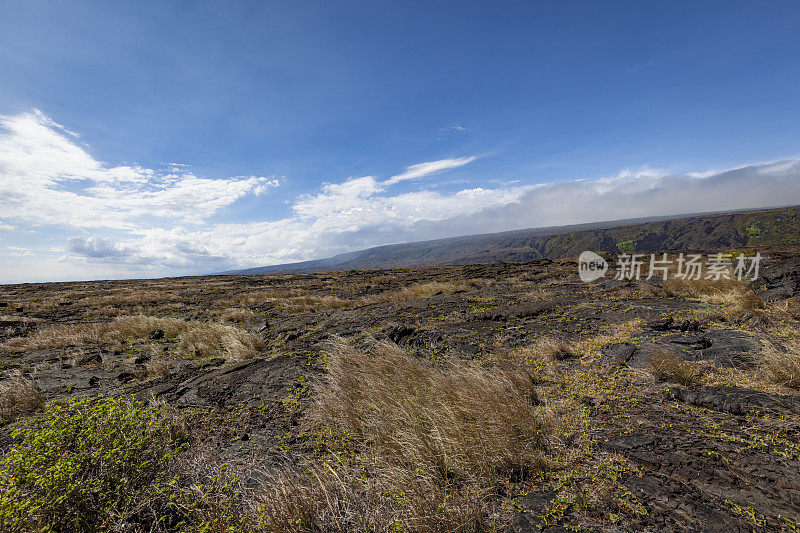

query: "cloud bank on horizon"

left=2, top=109, right=800, bottom=283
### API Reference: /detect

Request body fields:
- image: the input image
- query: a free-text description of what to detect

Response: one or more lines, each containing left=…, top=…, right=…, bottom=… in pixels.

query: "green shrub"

left=0, top=396, right=188, bottom=532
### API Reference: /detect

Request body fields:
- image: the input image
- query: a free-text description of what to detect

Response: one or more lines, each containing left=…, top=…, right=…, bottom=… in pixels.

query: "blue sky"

left=2, top=1, right=800, bottom=282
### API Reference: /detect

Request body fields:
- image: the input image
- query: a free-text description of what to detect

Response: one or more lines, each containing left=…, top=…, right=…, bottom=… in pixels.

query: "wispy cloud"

left=385, top=156, right=476, bottom=185
left=438, top=124, right=472, bottom=138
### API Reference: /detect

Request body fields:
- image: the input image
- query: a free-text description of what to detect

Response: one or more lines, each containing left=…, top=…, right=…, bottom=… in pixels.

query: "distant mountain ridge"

left=224, top=205, right=800, bottom=275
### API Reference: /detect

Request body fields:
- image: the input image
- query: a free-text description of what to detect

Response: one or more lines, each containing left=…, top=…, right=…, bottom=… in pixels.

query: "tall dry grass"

left=177, top=323, right=264, bottom=360
left=0, top=377, right=44, bottom=423
left=260, top=339, right=548, bottom=531
left=315, top=340, right=547, bottom=483
left=647, top=349, right=703, bottom=385
left=759, top=341, right=800, bottom=389
left=219, top=307, right=257, bottom=325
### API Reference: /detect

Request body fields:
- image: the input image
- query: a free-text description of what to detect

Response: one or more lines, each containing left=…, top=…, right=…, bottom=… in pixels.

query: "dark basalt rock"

left=148, top=329, right=165, bottom=340
left=664, top=385, right=800, bottom=416
left=679, top=319, right=702, bottom=332
left=384, top=325, right=415, bottom=344
left=648, top=317, right=674, bottom=331
left=475, top=302, right=556, bottom=321
left=699, top=330, right=761, bottom=368
left=116, top=371, right=135, bottom=383
left=664, top=334, right=712, bottom=350
left=77, top=353, right=103, bottom=365
left=601, top=342, right=638, bottom=364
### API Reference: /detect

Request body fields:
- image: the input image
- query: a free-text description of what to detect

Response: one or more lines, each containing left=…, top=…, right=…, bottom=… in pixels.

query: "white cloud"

left=0, top=110, right=279, bottom=229
left=385, top=156, right=476, bottom=185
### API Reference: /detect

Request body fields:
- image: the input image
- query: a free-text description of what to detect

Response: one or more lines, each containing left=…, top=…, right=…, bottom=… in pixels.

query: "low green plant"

left=0, top=396, right=188, bottom=531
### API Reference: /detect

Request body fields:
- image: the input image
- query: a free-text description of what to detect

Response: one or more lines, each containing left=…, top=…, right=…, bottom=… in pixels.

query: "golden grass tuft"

left=177, top=323, right=264, bottom=360
left=759, top=341, right=800, bottom=389
left=0, top=377, right=45, bottom=423
left=260, top=339, right=547, bottom=530
left=647, top=349, right=703, bottom=385
left=219, top=307, right=257, bottom=325
left=314, top=340, right=547, bottom=482
left=533, top=337, right=576, bottom=361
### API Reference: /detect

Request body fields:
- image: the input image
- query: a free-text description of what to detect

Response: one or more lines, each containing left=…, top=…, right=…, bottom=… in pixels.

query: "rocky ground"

left=1, top=248, right=800, bottom=531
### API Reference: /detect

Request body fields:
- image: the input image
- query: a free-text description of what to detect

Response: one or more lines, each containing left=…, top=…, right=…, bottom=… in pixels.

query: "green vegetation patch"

left=0, top=396, right=187, bottom=531
left=616, top=239, right=637, bottom=254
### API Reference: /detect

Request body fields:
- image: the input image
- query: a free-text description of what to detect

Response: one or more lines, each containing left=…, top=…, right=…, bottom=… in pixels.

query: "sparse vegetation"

left=647, top=349, right=703, bottom=385
left=177, top=323, right=265, bottom=360
left=0, top=377, right=44, bottom=424
left=368, top=280, right=478, bottom=303
left=0, top=396, right=188, bottom=531
left=760, top=341, right=800, bottom=389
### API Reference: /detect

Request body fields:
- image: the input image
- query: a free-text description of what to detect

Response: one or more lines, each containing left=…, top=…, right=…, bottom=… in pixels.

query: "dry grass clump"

left=368, top=280, right=478, bottom=303
left=315, top=340, right=547, bottom=482
left=533, top=337, right=576, bottom=361
left=219, top=307, right=257, bottom=325
left=0, top=315, right=188, bottom=352
left=759, top=342, right=800, bottom=389
left=145, top=359, right=173, bottom=379
left=0, top=377, right=45, bottom=423
left=176, top=323, right=264, bottom=360
left=647, top=350, right=703, bottom=385
left=259, top=339, right=547, bottom=530
left=662, top=276, right=743, bottom=300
